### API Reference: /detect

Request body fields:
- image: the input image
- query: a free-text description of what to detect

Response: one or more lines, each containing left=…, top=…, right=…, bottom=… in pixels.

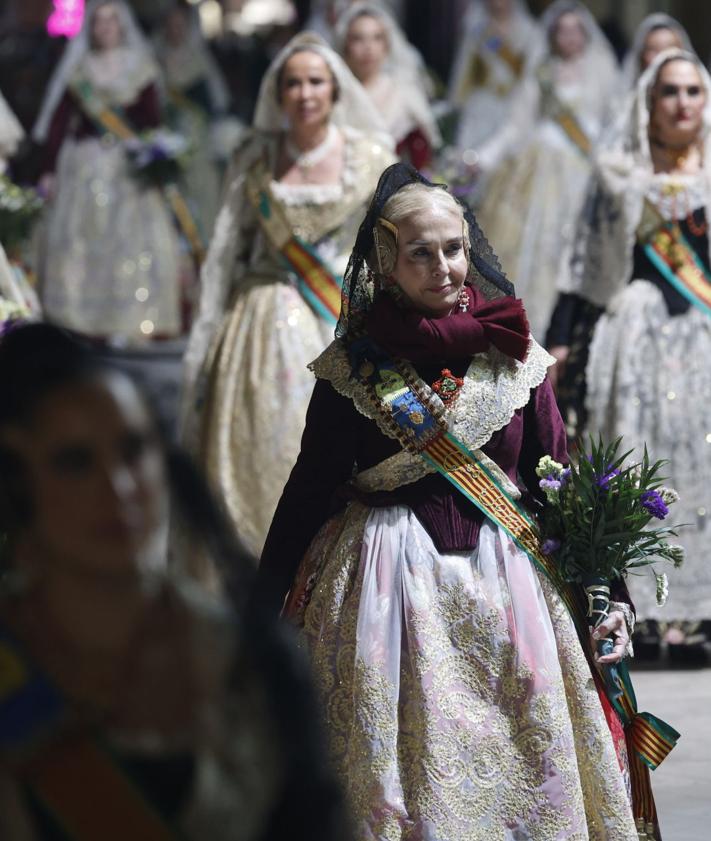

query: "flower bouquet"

left=124, top=129, right=190, bottom=187
left=0, top=176, right=43, bottom=256
left=536, top=437, right=684, bottom=692
left=423, top=146, right=479, bottom=200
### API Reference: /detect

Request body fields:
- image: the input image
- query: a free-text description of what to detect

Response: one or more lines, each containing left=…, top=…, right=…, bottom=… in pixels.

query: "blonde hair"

left=370, top=183, right=465, bottom=275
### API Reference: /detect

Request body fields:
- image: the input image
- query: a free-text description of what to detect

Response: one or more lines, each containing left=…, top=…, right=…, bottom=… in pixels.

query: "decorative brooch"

left=432, top=369, right=464, bottom=407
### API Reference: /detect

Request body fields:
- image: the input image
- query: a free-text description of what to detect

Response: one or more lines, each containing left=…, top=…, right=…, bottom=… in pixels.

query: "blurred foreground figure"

left=0, top=323, right=350, bottom=840
left=448, top=0, right=539, bottom=151
left=260, top=164, right=639, bottom=840
left=475, top=0, right=618, bottom=341
left=335, top=1, right=441, bottom=168
left=34, top=0, right=184, bottom=341
left=183, top=32, right=392, bottom=564
left=550, top=50, right=711, bottom=660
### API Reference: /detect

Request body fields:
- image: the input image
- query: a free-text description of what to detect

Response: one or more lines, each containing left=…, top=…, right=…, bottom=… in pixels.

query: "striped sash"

left=246, top=173, right=343, bottom=325
left=643, top=218, right=711, bottom=318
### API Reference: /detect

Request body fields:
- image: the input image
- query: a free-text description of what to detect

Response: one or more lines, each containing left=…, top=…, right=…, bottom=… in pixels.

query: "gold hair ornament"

left=372, top=216, right=399, bottom=275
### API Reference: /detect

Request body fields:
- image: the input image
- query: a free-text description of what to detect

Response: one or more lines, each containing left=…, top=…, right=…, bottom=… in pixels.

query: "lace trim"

left=645, top=173, right=707, bottom=220
left=311, top=337, right=553, bottom=472
left=267, top=125, right=367, bottom=207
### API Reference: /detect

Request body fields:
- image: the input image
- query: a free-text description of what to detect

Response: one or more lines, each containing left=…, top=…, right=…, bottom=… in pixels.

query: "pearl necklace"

left=284, top=124, right=339, bottom=175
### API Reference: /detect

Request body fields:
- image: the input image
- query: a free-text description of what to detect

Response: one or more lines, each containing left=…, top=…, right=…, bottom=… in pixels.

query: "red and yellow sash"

left=69, top=80, right=205, bottom=266
left=644, top=220, right=711, bottom=318
left=246, top=174, right=342, bottom=325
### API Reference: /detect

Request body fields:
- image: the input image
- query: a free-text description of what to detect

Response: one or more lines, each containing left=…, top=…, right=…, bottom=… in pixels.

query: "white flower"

left=536, top=455, right=565, bottom=480
left=659, top=486, right=680, bottom=505
left=628, top=465, right=642, bottom=486
left=667, top=545, right=685, bottom=569
left=655, top=572, right=669, bottom=607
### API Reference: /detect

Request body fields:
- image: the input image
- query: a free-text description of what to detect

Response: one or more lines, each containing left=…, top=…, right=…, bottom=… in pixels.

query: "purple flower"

left=560, top=467, right=571, bottom=485
left=641, top=490, right=669, bottom=520
left=541, top=538, right=561, bottom=555
left=595, top=467, right=620, bottom=490
left=539, top=476, right=562, bottom=493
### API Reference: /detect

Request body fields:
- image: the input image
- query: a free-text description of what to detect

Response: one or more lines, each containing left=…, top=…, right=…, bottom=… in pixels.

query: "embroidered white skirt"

left=292, top=502, right=636, bottom=840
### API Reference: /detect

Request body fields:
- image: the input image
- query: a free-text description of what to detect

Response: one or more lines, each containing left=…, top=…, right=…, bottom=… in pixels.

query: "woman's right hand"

left=547, top=345, right=570, bottom=392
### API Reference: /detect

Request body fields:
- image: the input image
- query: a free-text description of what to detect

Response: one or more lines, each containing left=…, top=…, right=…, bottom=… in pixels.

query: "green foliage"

left=538, top=437, right=685, bottom=593
left=0, top=176, right=44, bottom=254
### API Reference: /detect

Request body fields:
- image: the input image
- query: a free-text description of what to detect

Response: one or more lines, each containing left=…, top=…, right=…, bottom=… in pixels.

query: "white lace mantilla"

left=310, top=337, right=553, bottom=493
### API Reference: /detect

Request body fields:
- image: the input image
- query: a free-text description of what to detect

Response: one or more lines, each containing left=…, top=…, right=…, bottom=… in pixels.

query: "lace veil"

left=252, top=31, right=388, bottom=138
left=33, top=0, right=159, bottom=143
left=620, top=14, right=692, bottom=92
left=336, top=161, right=514, bottom=338
left=564, top=48, right=711, bottom=306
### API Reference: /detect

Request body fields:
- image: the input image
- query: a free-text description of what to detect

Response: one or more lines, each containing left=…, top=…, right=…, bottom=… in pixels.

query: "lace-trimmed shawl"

left=562, top=49, right=711, bottom=308
left=309, top=336, right=554, bottom=482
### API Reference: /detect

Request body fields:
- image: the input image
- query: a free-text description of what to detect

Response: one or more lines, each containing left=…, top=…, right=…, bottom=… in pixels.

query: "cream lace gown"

left=284, top=340, right=637, bottom=840
left=189, top=129, right=393, bottom=558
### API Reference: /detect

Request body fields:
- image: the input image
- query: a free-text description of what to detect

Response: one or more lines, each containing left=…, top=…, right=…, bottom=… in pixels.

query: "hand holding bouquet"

left=124, top=130, right=190, bottom=187
left=536, top=438, right=685, bottom=690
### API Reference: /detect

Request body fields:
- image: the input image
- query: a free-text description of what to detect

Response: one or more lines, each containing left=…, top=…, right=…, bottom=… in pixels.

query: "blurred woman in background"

left=154, top=1, right=230, bottom=238
left=620, top=13, right=691, bottom=92
left=448, top=0, right=539, bottom=152
left=33, top=0, right=184, bottom=341
left=550, top=50, right=711, bottom=662
left=182, top=32, right=393, bottom=568
left=474, top=0, right=618, bottom=341
left=336, top=1, right=441, bottom=168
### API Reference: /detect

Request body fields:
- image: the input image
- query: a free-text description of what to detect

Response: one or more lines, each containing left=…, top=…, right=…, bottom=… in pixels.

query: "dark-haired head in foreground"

left=0, top=322, right=350, bottom=841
